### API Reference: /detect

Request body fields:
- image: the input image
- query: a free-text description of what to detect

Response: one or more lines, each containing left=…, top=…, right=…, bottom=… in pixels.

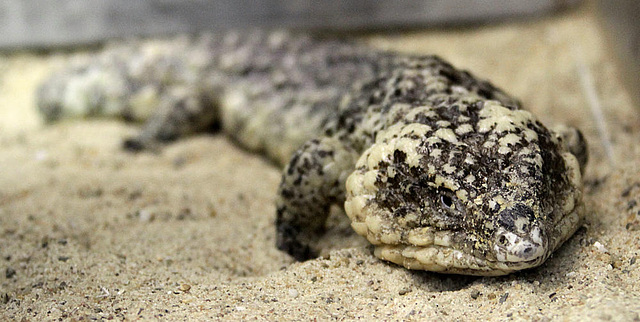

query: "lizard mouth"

left=369, top=202, right=582, bottom=276
left=498, top=240, right=546, bottom=263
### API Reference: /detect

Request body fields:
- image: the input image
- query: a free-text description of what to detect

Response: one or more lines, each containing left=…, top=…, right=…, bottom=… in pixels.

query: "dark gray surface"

left=0, top=0, right=579, bottom=49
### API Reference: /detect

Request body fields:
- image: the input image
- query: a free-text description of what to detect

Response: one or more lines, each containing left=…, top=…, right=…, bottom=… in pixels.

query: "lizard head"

left=344, top=100, right=585, bottom=275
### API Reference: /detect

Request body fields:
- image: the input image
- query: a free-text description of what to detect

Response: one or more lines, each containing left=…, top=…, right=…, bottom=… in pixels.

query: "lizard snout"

left=493, top=204, right=547, bottom=263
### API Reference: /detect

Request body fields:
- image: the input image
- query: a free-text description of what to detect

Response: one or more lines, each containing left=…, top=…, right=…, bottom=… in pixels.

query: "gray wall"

left=0, top=0, right=579, bottom=49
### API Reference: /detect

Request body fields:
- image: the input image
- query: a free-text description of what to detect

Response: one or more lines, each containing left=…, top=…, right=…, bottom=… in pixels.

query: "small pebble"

left=128, top=190, right=143, bottom=200
left=208, top=202, right=218, bottom=217
left=611, top=256, right=624, bottom=269
left=593, top=241, right=608, bottom=253
left=470, top=290, right=481, bottom=299
left=179, top=284, right=191, bottom=292
left=398, top=287, right=411, bottom=296
left=138, top=209, right=155, bottom=222
left=5, top=267, right=16, bottom=278
left=288, top=289, right=299, bottom=298
left=499, top=293, right=509, bottom=304
left=177, top=208, right=193, bottom=220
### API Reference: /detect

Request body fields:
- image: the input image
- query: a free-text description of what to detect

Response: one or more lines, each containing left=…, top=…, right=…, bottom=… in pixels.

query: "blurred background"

left=0, top=0, right=637, bottom=134
left=0, top=0, right=636, bottom=106
left=0, top=0, right=584, bottom=48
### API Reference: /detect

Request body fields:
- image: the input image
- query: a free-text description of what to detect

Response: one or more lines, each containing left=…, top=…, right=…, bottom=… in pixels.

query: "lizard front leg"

left=123, top=86, right=220, bottom=151
left=552, top=124, right=588, bottom=174
left=276, top=136, right=359, bottom=261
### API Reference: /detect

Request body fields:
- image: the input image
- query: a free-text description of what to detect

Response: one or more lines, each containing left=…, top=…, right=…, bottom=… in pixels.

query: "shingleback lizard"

left=38, top=31, right=588, bottom=275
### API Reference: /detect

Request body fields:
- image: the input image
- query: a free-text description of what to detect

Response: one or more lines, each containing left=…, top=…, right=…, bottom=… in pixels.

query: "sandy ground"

left=2, top=2, right=640, bottom=320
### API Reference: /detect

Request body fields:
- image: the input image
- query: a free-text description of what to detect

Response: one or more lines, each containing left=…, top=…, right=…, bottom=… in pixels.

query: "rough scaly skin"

left=38, top=31, right=588, bottom=275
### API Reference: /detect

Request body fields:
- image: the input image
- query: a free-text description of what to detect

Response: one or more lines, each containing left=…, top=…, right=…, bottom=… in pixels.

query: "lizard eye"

left=440, top=194, right=453, bottom=209
left=439, top=189, right=456, bottom=210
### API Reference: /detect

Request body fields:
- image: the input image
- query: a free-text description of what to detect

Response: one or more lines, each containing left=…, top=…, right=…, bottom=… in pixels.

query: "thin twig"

left=575, top=50, right=617, bottom=167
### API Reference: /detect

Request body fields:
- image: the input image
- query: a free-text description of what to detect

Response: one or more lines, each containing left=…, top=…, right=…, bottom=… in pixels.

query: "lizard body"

left=38, top=31, right=587, bottom=275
